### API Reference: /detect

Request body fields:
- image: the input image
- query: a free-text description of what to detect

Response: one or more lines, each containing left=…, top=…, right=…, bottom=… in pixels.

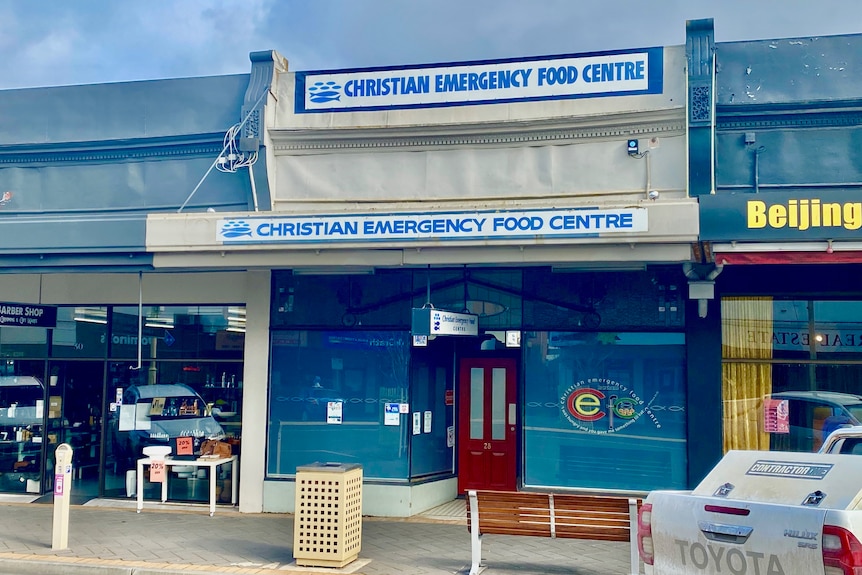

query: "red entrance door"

left=457, top=357, right=518, bottom=493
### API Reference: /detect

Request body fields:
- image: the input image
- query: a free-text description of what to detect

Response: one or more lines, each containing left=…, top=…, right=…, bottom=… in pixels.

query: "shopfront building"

left=0, top=55, right=281, bottom=508
left=695, top=24, right=862, bottom=467
left=6, top=26, right=820, bottom=516
left=148, top=42, right=701, bottom=515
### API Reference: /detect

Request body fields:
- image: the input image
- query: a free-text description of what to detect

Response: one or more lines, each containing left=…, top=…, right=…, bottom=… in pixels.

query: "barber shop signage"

left=295, top=47, right=663, bottom=113
left=218, top=207, right=647, bottom=245
left=0, top=302, right=57, bottom=328
left=561, top=378, right=661, bottom=434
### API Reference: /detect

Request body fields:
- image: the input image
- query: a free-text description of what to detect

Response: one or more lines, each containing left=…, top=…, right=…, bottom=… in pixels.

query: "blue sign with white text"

left=295, top=47, right=663, bottom=113
left=217, top=207, right=648, bottom=245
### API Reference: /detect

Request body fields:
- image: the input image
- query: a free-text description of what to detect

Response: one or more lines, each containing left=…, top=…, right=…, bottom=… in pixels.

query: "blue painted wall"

left=0, top=75, right=247, bottom=144
left=715, top=34, right=862, bottom=192
left=716, top=35, right=862, bottom=106
left=0, top=74, right=254, bottom=264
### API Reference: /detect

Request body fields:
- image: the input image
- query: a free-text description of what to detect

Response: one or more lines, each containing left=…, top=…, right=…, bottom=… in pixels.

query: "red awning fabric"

left=715, top=251, right=862, bottom=265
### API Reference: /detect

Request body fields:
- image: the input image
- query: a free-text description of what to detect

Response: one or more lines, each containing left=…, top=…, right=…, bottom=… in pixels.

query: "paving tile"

left=0, top=502, right=636, bottom=575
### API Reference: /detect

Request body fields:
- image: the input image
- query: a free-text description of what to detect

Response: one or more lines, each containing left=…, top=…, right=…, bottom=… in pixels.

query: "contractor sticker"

left=746, top=460, right=833, bottom=479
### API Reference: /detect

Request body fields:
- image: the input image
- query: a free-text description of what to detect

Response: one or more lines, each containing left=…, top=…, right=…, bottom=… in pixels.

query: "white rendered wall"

left=263, top=477, right=458, bottom=517
left=237, top=270, right=270, bottom=512
left=268, top=46, right=687, bottom=212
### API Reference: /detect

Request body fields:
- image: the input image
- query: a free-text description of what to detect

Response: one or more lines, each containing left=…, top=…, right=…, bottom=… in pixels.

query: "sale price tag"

left=150, top=460, right=166, bottom=483
left=175, top=436, right=194, bottom=456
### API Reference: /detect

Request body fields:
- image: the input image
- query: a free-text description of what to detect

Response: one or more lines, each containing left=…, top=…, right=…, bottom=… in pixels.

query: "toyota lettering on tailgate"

left=674, top=540, right=786, bottom=574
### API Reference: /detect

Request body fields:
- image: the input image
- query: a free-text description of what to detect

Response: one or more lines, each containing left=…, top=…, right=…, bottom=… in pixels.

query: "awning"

left=715, top=251, right=862, bottom=265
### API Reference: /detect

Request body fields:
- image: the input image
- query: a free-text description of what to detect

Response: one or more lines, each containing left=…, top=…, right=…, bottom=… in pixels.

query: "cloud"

left=0, top=0, right=278, bottom=89
left=1, top=0, right=862, bottom=88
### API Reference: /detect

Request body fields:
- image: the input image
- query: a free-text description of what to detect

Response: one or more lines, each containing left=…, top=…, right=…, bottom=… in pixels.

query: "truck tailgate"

left=649, top=490, right=827, bottom=575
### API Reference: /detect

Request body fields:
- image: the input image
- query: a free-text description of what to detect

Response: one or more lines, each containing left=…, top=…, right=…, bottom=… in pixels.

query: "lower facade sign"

left=0, top=303, right=57, bottom=328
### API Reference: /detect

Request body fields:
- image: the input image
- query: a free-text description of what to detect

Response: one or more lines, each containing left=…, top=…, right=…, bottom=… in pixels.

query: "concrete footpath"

left=0, top=499, right=638, bottom=575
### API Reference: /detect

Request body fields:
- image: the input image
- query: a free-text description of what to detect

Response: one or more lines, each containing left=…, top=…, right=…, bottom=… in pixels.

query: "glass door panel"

left=44, top=360, right=104, bottom=501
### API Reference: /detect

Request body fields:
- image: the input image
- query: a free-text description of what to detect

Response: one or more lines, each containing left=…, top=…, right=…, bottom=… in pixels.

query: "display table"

left=135, top=454, right=237, bottom=516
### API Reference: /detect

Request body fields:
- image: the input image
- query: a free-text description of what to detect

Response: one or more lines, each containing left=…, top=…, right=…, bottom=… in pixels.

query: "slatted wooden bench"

left=467, top=489, right=641, bottom=575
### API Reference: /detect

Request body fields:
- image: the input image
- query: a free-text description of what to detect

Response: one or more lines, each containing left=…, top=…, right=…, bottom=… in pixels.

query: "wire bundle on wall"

left=216, top=123, right=258, bottom=173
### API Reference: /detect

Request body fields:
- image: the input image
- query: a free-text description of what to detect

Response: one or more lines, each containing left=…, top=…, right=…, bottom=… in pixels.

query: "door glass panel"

left=492, top=368, right=506, bottom=440
left=470, top=367, right=484, bottom=440
left=44, top=361, right=104, bottom=500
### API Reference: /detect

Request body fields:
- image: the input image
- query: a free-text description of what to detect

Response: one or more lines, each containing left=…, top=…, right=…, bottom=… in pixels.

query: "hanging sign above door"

left=412, top=308, right=479, bottom=337
left=0, top=302, right=57, bottom=328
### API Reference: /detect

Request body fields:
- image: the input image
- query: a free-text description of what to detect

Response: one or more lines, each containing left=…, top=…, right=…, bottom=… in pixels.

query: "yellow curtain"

left=721, top=297, right=773, bottom=452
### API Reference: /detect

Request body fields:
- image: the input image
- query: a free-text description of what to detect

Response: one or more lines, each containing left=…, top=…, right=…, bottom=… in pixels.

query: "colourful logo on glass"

left=561, top=378, right=660, bottom=433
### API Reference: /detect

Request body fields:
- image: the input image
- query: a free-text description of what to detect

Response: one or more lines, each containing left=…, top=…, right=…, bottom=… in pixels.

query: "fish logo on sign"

left=309, top=81, right=342, bottom=103
left=220, top=220, right=253, bottom=239
left=163, top=330, right=175, bottom=347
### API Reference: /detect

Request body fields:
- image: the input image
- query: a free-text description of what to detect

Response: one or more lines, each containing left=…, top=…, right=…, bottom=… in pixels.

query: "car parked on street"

left=768, top=390, right=862, bottom=451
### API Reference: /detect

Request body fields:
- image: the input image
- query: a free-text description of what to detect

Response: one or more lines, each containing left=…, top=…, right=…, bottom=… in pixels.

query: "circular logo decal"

left=560, top=378, right=660, bottom=433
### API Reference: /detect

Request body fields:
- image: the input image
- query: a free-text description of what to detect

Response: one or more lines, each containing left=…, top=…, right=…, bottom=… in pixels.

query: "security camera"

left=648, top=190, right=659, bottom=201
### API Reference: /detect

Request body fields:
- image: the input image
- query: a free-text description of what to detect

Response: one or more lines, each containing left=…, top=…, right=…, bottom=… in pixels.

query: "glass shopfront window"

left=0, top=359, right=47, bottom=493
left=110, top=306, right=245, bottom=360
left=268, top=330, right=414, bottom=479
left=523, top=331, right=687, bottom=491
left=55, top=307, right=108, bottom=358
left=0, top=326, right=47, bottom=358
left=104, top=305, right=244, bottom=500
left=0, top=304, right=245, bottom=498
left=722, top=297, right=862, bottom=453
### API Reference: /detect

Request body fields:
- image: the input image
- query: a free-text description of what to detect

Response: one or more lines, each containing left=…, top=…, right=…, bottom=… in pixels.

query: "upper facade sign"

left=700, top=191, right=862, bottom=241
left=294, top=47, right=663, bottom=113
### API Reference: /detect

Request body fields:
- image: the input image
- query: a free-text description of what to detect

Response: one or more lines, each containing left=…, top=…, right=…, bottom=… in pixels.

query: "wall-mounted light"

left=74, top=316, right=107, bottom=325
left=145, top=320, right=174, bottom=329
left=73, top=307, right=108, bottom=324
left=291, top=267, right=375, bottom=275
left=625, top=139, right=657, bottom=200
left=145, top=306, right=174, bottom=329
left=552, top=263, right=647, bottom=272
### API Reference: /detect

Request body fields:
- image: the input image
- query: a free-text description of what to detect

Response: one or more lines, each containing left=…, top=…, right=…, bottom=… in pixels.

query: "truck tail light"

left=637, top=502, right=654, bottom=565
left=823, top=525, right=862, bottom=575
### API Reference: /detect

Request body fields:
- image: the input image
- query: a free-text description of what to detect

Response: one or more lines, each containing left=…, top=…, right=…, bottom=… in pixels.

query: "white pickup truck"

left=638, top=426, right=862, bottom=575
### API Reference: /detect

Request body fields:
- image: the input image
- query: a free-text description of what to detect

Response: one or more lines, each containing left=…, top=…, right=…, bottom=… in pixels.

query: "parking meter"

left=52, top=443, right=73, bottom=550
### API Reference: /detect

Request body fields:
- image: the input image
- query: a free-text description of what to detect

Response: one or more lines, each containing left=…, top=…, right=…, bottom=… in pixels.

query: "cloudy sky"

left=1, top=0, right=860, bottom=89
